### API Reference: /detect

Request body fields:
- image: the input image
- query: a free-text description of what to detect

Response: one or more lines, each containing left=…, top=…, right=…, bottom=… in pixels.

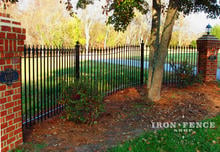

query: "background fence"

left=21, top=43, right=200, bottom=126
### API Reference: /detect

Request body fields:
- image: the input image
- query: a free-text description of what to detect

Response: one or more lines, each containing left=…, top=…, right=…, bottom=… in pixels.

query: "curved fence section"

left=21, top=44, right=199, bottom=127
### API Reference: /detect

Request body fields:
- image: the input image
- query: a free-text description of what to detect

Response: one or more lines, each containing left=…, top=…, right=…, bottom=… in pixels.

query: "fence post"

left=140, top=40, right=144, bottom=85
left=0, top=13, right=26, bottom=152
left=197, top=34, right=220, bottom=82
left=75, top=41, right=80, bottom=80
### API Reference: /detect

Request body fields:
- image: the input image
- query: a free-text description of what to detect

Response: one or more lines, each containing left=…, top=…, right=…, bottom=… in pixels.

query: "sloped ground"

left=18, top=82, right=220, bottom=152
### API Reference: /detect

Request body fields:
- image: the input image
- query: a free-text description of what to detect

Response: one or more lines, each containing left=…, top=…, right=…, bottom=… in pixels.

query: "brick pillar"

left=197, top=34, right=220, bottom=82
left=0, top=13, right=25, bottom=152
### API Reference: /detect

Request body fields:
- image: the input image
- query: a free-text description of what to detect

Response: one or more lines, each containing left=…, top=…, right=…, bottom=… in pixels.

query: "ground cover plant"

left=170, top=61, right=202, bottom=88
left=59, top=80, right=105, bottom=124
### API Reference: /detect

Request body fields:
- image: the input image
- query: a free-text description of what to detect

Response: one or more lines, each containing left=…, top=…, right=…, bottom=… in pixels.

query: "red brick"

left=1, top=26, right=11, bottom=32
left=4, top=65, right=13, bottom=70
left=6, top=114, right=15, bottom=121
left=9, top=40, right=13, bottom=51
left=1, top=19, right=10, bottom=23
left=7, top=96, right=12, bottom=102
left=18, top=132, right=22, bottom=137
left=5, top=90, right=14, bottom=96
left=5, top=39, right=8, bottom=51
left=0, top=39, right=3, bottom=44
left=5, top=52, right=13, bottom=58
left=18, top=34, right=25, bottom=40
left=0, top=45, right=3, bottom=52
left=5, top=102, right=14, bottom=109
left=22, top=29, right=26, bottom=34
left=1, top=134, right=8, bottom=141
left=17, top=100, right=21, bottom=105
left=12, top=82, right=21, bottom=88
left=7, top=33, right=16, bottom=39
left=1, top=146, right=9, bottom=152
left=14, top=40, right=16, bottom=51
left=0, top=98, right=7, bottom=104
left=12, top=21, right=21, bottom=25
left=1, top=110, right=7, bottom=116
left=1, top=122, right=8, bottom=129
left=13, top=94, right=21, bottom=100
left=0, top=85, right=6, bottom=91
left=18, top=46, right=23, bottom=52
left=8, top=120, right=13, bottom=126
left=14, top=128, right=22, bottom=135
left=13, top=106, right=21, bottom=112
left=15, top=138, right=23, bottom=146
left=7, top=137, right=15, bottom=144
left=6, top=58, right=11, bottom=64
left=10, top=143, right=15, bottom=150
left=0, top=59, right=4, bottom=65
left=14, top=117, right=21, bottom=123
left=12, top=27, right=21, bottom=33
left=18, top=40, right=24, bottom=45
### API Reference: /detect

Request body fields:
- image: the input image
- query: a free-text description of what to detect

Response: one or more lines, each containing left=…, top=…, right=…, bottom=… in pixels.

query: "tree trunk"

left=85, top=20, right=92, bottom=52
left=85, top=26, right=90, bottom=52
left=148, top=2, right=178, bottom=101
left=104, top=26, right=109, bottom=48
left=147, top=0, right=161, bottom=89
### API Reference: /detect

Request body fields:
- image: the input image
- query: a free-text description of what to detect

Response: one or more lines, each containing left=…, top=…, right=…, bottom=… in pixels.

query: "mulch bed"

left=19, top=82, right=220, bottom=152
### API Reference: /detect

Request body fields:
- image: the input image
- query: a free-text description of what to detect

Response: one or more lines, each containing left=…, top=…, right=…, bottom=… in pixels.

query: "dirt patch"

left=19, top=82, right=220, bottom=152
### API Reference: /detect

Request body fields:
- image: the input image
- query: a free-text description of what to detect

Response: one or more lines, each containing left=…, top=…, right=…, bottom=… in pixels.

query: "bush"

left=170, top=61, right=202, bottom=88
left=59, top=80, right=105, bottom=124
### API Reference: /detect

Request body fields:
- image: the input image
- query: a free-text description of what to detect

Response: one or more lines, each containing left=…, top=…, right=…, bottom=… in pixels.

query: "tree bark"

left=147, top=0, right=161, bottom=89
left=104, top=26, right=110, bottom=48
left=148, top=1, right=178, bottom=101
left=85, top=20, right=92, bottom=52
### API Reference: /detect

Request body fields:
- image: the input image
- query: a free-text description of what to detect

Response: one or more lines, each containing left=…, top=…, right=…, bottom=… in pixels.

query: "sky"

left=185, top=13, right=220, bottom=34
left=18, top=0, right=220, bottom=35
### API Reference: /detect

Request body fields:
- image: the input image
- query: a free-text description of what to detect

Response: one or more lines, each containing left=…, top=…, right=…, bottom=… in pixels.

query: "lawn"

left=109, top=115, right=220, bottom=152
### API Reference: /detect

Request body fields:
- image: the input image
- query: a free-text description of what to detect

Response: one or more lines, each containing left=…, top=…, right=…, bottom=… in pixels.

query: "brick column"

left=197, top=34, right=220, bottom=82
left=0, top=13, right=25, bottom=152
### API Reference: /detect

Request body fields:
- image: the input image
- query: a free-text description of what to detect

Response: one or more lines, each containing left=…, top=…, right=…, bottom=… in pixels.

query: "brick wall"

left=197, top=35, right=220, bottom=82
left=0, top=13, right=25, bottom=152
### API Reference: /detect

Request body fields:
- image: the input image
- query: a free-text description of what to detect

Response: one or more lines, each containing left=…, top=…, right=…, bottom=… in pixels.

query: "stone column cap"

left=197, top=35, right=220, bottom=41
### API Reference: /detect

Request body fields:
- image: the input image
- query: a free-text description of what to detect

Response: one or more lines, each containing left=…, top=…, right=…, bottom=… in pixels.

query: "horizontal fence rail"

left=21, top=43, right=200, bottom=127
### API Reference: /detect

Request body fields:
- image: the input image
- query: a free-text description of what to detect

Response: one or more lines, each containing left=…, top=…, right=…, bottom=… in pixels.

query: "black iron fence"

left=162, top=46, right=198, bottom=86
left=21, top=43, right=199, bottom=126
left=22, top=46, right=75, bottom=126
left=78, top=44, right=144, bottom=95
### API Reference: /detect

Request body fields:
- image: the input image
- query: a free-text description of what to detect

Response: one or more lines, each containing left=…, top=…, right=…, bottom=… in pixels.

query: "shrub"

left=170, top=61, right=202, bottom=88
left=59, top=80, right=105, bottom=124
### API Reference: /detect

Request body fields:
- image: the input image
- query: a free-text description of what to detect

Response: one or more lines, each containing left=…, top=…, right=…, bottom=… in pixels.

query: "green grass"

left=108, top=115, right=220, bottom=152
left=11, top=143, right=46, bottom=152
